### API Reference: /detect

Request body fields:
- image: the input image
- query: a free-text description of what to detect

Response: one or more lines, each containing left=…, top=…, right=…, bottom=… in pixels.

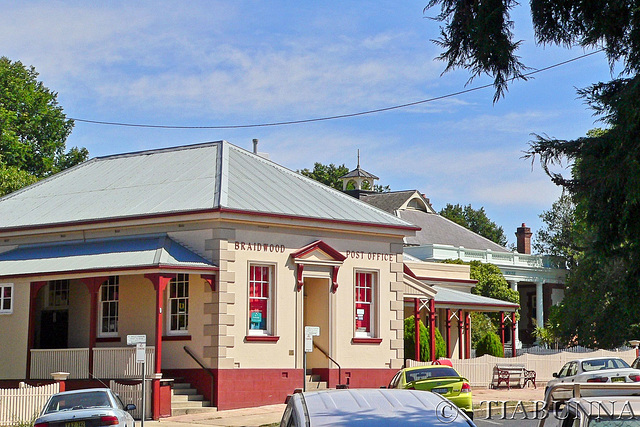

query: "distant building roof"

left=355, top=190, right=509, bottom=252
left=0, top=141, right=416, bottom=231
left=398, top=209, right=510, bottom=252
left=360, top=190, right=435, bottom=214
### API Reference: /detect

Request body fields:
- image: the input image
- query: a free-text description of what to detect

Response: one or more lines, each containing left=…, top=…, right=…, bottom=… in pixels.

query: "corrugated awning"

left=0, top=234, right=218, bottom=280
left=432, top=285, right=519, bottom=312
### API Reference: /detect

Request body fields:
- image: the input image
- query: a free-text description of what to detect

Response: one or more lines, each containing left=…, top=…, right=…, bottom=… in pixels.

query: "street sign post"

left=127, top=335, right=146, bottom=427
left=303, top=326, right=320, bottom=391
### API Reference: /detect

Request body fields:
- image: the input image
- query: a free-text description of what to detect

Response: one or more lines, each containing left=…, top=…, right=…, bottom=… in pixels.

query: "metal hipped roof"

left=0, top=141, right=416, bottom=231
left=432, top=285, right=519, bottom=312
left=0, top=235, right=217, bottom=280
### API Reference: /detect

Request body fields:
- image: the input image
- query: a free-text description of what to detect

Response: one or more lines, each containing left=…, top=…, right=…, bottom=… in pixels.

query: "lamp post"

left=629, top=340, right=640, bottom=358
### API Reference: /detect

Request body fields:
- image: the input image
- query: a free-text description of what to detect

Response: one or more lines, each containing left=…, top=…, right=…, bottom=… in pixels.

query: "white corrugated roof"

left=0, top=141, right=415, bottom=231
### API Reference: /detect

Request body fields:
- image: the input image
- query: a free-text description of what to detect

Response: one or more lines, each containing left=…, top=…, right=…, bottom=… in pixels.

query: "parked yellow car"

left=388, top=365, right=473, bottom=419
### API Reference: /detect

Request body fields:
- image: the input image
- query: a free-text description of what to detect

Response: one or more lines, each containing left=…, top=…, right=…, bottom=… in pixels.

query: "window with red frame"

left=249, top=265, right=272, bottom=334
left=355, top=271, right=375, bottom=337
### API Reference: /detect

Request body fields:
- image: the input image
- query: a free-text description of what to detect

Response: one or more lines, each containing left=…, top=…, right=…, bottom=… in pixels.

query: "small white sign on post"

left=136, top=343, right=146, bottom=364
left=127, top=334, right=146, bottom=346
left=304, top=326, right=320, bottom=353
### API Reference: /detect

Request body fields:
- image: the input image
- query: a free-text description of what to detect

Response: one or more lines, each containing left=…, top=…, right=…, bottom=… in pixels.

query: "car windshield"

left=405, top=367, right=458, bottom=382
left=44, top=391, right=112, bottom=413
left=587, top=419, right=640, bottom=426
left=582, top=358, right=630, bottom=372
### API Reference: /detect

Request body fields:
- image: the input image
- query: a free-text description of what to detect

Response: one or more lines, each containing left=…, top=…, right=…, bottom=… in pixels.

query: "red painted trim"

left=445, top=308, right=451, bottom=358
left=351, top=338, right=382, bottom=344
left=27, top=281, right=47, bottom=379
left=458, top=309, right=464, bottom=360
left=331, top=265, right=339, bottom=293
left=464, top=312, right=471, bottom=359
left=429, top=299, right=436, bottom=362
left=296, top=264, right=304, bottom=291
left=414, top=298, right=420, bottom=361
left=96, top=337, right=121, bottom=343
left=244, top=336, right=280, bottom=342
left=511, top=312, right=517, bottom=358
left=0, top=206, right=420, bottom=234
left=0, top=264, right=218, bottom=280
left=162, top=335, right=191, bottom=341
left=201, top=274, right=216, bottom=291
left=404, top=264, right=417, bottom=278
left=500, top=311, right=505, bottom=345
left=144, top=273, right=175, bottom=420
left=81, top=276, right=108, bottom=377
left=290, top=240, right=347, bottom=261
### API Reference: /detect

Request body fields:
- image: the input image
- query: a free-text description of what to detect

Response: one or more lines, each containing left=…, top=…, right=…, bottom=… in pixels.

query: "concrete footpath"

left=145, top=386, right=545, bottom=427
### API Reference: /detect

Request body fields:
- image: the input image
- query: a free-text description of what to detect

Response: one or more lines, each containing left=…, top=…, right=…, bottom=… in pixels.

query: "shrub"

left=404, top=315, right=446, bottom=361
left=476, top=331, right=504, bottom=357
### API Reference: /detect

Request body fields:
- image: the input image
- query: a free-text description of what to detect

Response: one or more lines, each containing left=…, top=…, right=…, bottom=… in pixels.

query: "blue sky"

left=1, top=1, right=613, bottom=247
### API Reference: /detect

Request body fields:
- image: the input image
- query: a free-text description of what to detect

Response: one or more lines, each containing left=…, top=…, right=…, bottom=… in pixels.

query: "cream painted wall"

left=69, top=280, right=90, bottom=347
left=405, top=261, right=471, bottom=282
left=0, top=280, right=30, bottom=378
left=226, top=225, right=403, bottom=370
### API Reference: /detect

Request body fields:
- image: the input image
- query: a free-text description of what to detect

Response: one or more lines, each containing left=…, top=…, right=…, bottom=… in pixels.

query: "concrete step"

left=171, top=406, right=218, bottom=416
left=171, top=400, right=212, bottom=408
left=172, top=387, right=199, bottom=396
left=171, top=393, right=205, bottom=402
left=306, top=381, right=328, bottom=390
left=170, top=382, right=214, bottom=417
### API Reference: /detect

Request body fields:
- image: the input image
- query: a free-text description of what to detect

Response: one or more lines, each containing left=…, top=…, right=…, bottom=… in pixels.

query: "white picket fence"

left=0, top=382, right=59, bottom=426
left=110, top=380, right=151, bottom=420
left=408, top=348, right=637, bottom=387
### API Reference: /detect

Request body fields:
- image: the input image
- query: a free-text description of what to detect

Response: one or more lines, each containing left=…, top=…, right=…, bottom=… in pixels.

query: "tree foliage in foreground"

left=439, top=203, right=508, bottom=246
left=0, top=57, right=88, bottom=196
left=425, top=1, right=640, bottom=347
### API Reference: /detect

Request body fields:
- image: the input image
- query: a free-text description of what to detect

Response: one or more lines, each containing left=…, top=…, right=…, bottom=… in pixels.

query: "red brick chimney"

left=516, top=223, right=532, bottom=254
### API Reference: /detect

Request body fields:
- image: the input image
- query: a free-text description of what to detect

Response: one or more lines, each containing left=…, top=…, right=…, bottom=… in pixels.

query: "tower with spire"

left=339, top=149, right=379, bottom=192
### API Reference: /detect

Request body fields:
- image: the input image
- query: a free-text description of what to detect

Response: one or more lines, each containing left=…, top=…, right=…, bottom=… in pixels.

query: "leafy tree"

left=476, top=331, right=503, bottom=357
left=424, top=1, right=640, bottom=347
left=299, top=163, right=350, bottom=191
left=0, top=160, right=38, bottom=196
left=404, top=315, right=446, bottom=361
left=0, top=57, right=87, bottom=196
left=439, top=203, right=507, bottom=246
left=470, top=311, right=497, bottom=349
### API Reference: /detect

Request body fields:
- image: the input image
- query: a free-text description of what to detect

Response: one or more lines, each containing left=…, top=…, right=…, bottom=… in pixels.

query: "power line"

left=70, top=50, right=603, bottom=130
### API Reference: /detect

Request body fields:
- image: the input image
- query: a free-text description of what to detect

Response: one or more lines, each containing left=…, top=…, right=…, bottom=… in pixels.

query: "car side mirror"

left=552, top=372, right=558, bottom=378
left=126, top=404, right=136, bottom=411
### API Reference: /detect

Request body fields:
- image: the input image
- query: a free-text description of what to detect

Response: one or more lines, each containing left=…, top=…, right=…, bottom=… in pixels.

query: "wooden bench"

left=490, top=364, right=536, bottom=389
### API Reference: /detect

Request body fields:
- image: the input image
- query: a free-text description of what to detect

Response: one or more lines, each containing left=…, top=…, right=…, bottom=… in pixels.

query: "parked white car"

left=539, top=383, right=640, bottom=427
left=545, top=357, right=640, bottom=401
left=35, top=388, right=136, bottom=427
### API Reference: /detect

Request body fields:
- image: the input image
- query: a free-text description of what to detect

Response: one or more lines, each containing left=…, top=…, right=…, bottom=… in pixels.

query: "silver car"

left=35, top=388, right=136, bottom=427
left=280, top=388, right=476, bottom=426
left=546, top=357, right=640, bottom=401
